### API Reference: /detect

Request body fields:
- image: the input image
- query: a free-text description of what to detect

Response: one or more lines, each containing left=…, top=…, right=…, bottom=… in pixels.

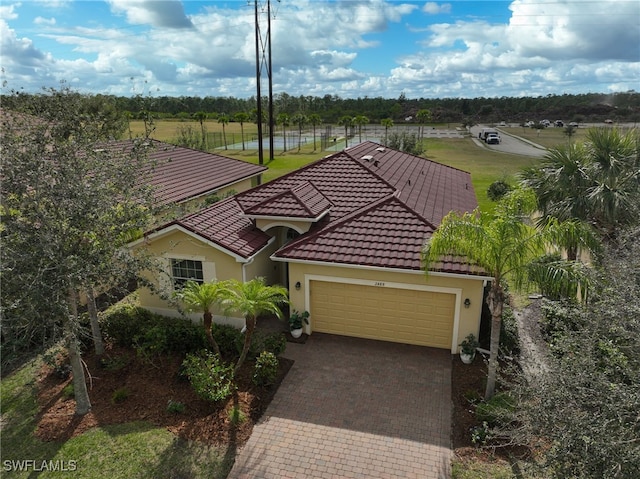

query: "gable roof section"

left=157, top=197, right=272, bottom=259
left=273, top=196, right=437, bottom=271
left=108, top=139, right=267, bottom=205
left=346, top=142, right=478, bottom=225
left=243, top=181, right=332, bottom=220
left=235, top=152, right=396, bottom=220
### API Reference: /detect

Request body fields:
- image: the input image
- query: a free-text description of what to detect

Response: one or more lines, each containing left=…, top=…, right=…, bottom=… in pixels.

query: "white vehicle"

left=486, top=133, right=501, bottom=145
left=479, top=128, right=499, bottom=141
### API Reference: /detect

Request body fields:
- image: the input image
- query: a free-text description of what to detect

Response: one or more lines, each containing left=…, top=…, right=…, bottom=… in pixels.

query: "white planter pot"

left=290, top=328, right=303, bottom=339
left=460, top=352, right=475, bottom=364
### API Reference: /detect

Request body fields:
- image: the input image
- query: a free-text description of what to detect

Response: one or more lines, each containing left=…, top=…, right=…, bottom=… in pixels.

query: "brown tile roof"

left=108, top=140, right=267, bottom=205
left=273, top=196, right=435, bottom=270
left=243, top=181, right=332, bottom=219
left=148, top=142, right=484, bottom=275
left=345, top=142, right=478, bottom=225
left=165, top=197, right=272, bottom=258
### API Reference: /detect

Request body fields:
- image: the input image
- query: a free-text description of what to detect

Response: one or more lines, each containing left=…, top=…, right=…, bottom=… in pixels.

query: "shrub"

left=499, top=306, right=520, bottom=356
left=62, top=383, right=74, bottom=399
left=212, top=324, right=243, bottom=358
left=101, top=304, right=157, bottom=346
left=228, top=405, right=247, bottom=425
left=111, top=387, right=130, bottom=405
left=213, top=325, right=286, bottom=361
left=252, top=351, right=279, bottom=386
left=182, top=350, right=235, bottom=403
left=475, top=392, right=516, bottom=426
left=166, top=400, right=185, bottom=414
left=487, top=180, right=512, bottom=201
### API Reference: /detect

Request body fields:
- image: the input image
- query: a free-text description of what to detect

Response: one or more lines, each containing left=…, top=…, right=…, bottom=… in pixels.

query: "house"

left=131, top=141, right=491, bottom=354
left=105, top=139, right=267, bottom=220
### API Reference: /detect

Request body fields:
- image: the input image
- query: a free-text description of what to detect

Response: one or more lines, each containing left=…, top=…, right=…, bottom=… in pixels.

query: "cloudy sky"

left=1, top=0, right=638, bottom=99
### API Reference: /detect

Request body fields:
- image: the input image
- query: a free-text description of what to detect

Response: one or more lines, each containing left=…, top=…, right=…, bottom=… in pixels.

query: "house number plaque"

left=374, top=282, right=386, bottom=287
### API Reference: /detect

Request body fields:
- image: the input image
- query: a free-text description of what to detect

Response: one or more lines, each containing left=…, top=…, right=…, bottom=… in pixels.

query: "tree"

left=416, top=109, right=432, bottom=139
left=193, top=111, right=208, bottom=149
left=291, top=113, right=308, bottom=151
left=381, top=118, right=394, bottom=144
left=234, top=112, right=250, bottom=151
left=422, top=189, right=593, bottom=399
left=277, top=112, right=290, bottom=152
left=353, top=115, right=369, bottom=143
left=308, top=113, right=322, bottom=151
left=1, top=87, right=156, bottom=414
left=217, top=278, right=288, bottom=373
left=506, top=226, right=640, bottom=478
left=177, top=280, right=222, bottom=356
left=217, top=113, right=229, bottom=150
left=520, top=128, right=640, bottom=241
left=338, top=115, right=354, bottom=148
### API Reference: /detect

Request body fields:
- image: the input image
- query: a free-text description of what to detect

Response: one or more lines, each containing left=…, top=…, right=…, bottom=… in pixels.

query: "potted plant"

left=288, top=310, right=309, bottom=338
left=459, top=334, right=479, bottom=364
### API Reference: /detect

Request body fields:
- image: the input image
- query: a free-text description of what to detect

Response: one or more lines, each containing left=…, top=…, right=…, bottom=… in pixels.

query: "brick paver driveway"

left=229, top=333, right=452, bottom=479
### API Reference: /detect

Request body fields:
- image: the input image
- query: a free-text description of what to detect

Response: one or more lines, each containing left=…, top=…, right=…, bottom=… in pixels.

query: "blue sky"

left=1, top=0, right=638, bottom=99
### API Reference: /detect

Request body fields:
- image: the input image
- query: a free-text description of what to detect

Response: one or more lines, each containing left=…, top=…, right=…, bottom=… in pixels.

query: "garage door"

left=310, top=281, right=455, bottom=349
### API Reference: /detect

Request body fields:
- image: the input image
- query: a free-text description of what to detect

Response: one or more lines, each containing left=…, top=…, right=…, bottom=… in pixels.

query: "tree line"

left=3, top=90, right=639, bottom=127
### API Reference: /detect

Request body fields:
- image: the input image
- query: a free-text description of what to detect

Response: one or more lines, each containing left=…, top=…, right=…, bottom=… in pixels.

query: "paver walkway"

left=229, top=333, right=452, bottom=479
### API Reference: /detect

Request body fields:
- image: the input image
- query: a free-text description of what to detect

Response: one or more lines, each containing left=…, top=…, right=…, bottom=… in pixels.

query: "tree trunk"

left=86, top=286, right=105, bottom=356
left=203, top=311, right=221, bottom=356
left=67, top=288, right=92, bottom=415
left=485, top=284, right=505, bottom=400
left=235, top=315, right=256, bottom=374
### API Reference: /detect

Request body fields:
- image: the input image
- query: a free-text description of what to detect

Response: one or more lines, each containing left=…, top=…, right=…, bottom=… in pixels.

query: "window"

left=171, top=259, right=204, bottom=288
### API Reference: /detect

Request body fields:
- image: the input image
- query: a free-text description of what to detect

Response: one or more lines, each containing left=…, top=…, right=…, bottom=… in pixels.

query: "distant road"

left=471, top=125, right=547, bottom=158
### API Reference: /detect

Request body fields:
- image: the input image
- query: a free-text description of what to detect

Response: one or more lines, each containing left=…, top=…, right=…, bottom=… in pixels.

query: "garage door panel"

left=311, top=281, right=455, bottom=349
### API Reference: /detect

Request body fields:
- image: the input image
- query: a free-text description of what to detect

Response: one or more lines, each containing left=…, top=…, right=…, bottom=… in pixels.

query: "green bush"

left=499, top=306, right=520, bottom=356
left=101, top=304, right=157, bottom=346
left=486, top=180, right=512, bottom=202
left=111, top=387, right=130, bottom=405
left=166, top=400, right=185, bottom=414
left=212, top=324, right=243, bottom=358
left=252, top=351, right=279, bottom=386
left=475, top=392, right=516, bottom=426
left=182, top=350, right=235, bottom=403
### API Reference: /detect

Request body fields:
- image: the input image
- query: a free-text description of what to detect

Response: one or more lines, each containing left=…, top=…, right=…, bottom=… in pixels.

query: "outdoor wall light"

left=464, top=298, right=471, bottom=308
left=295, top=281, right=301, bottom=290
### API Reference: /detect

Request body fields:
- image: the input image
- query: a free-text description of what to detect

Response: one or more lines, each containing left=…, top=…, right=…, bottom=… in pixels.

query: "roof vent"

left=373, top=160, right=380, bottom=167
left=375, top=147, right=386, bottom=152
left=361, top=155, right=373, bottom=162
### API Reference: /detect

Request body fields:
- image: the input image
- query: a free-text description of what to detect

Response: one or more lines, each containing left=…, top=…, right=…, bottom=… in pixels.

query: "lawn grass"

left=0, top=358, right=232, bottom=479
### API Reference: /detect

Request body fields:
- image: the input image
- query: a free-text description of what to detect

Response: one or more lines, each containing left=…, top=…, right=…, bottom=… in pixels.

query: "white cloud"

left=34, top=16, right=56, bottom=26
left=423, top=2, right=451, bottom=15
left=107, top=0, right=193, bottom=29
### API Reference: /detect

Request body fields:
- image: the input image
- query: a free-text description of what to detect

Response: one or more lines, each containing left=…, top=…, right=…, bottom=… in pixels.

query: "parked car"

left=486, top=133, right=501, bottom=144
left=604, top=119, right=614, bottom=124
left=525, top=121, right=536, bottom=127
left=554, top=120, right=564, bottom=127
left=569, top=122, right=579, bottom=127
left=541, top=119, right=551, bottom=127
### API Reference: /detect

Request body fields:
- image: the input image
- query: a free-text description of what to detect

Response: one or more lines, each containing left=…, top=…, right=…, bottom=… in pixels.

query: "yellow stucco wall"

left=286, top=261, right=486, bottom=353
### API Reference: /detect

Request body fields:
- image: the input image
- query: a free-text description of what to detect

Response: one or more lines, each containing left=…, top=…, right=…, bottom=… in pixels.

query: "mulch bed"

left=35, top=343, right=292, bottom=447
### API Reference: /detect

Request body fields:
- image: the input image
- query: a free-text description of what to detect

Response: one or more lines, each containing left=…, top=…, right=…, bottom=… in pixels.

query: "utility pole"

left=253, top=0, right=276, bottom=165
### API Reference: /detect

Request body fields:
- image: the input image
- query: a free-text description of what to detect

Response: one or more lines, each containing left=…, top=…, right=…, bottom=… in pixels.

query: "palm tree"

left=193, top=111, right=208, bottom=149
left=381, top=118, right=393, bottom=145
left=217, top=113, right=229, bottom=150
left=338, top=115, right=354, bottom=148
left=177, top=280, right=222, bottom=356
left=416, top=109, right=431, bottom=139
left=234, top=112, right=250, bottom=151
left=291, top=113, right=308, bottom=151
left=353, top=115, right=369, bottom=143
left=521, top=127, right=640, bottom=241
left=422, top=188, right=593, bottom=399
left=218, top=278, right=288, bottom=373
left=277, top=113, right=290, bottom=152
left=308, top=113, right=322, bottom=151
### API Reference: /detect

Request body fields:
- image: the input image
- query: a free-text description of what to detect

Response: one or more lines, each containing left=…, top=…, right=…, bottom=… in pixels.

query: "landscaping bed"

left=35, top=343, right=292, bottom=447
